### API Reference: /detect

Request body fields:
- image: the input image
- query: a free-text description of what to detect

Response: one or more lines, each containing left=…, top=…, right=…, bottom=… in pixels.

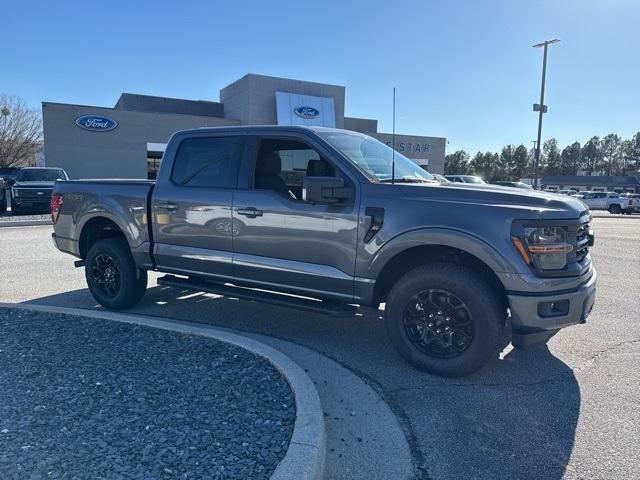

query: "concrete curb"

left=0, top=303, right=326, bottom=480
left=0, top=220, right=52, bottom=227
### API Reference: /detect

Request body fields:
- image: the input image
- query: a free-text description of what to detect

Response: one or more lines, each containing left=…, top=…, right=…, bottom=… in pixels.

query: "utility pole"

left=532, top=39, right=560, bottom=189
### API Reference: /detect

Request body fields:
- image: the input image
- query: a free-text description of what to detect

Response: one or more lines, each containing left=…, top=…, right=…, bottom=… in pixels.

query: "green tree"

left=620, top=132, right=640, bottom=172
left=497, top=145, right=516, bottom=181
left=512, top=144, right=529, bottom=180
left=581, top=136, right=602, bottom=173
left=470, top=151, right=496, bottom=181
left=559, top=141, right=581, bottom=175
left=600, top=133, right=622, bottom=175
left=444, top=150, right=470, bottom=175
left=543, top=138, right=561, bottom=175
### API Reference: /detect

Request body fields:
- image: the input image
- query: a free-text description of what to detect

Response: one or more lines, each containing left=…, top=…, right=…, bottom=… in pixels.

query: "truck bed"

left=52, top=179, right=155, bottom=262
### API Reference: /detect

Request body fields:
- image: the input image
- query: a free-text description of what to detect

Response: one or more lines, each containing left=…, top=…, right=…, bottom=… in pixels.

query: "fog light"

left=538, top=300, right=570, bottom=317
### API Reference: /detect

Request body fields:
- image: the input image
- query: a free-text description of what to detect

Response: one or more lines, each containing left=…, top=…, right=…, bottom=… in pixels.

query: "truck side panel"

left=52, top=180, right=154, bottom=267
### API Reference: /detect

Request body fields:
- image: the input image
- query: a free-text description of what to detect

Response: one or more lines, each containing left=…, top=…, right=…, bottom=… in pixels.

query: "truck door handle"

left=237, top=207, right=263, bottom=218
left=157, top=202, right=179, bottom=211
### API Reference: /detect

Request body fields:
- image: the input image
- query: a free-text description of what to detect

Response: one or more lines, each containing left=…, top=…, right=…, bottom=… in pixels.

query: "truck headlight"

left=512, top=226, right=573, bottom=270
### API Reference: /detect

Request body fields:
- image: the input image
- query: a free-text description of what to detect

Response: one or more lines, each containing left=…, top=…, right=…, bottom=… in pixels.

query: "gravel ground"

left=0, top=307, right=295, bottom=480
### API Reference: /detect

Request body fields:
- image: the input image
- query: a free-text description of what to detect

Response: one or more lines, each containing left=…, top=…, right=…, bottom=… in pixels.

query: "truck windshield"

left=319, top=131, right=434, bottom=183
left=16, top=169, right=66, bottom=182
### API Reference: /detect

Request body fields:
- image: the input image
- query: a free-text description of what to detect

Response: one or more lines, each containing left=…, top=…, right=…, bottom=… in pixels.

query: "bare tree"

left=0, top=95, right=43, bottom=168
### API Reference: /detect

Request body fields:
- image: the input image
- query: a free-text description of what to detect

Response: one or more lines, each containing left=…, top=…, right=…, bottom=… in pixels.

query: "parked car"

left=0, top=167, right=21, bottom=186
left=493, top=181, right=533, bottom=190
left=578, top=191, right=631, bottom=214
left=10, top=167, right=69, bottom=216
left=620, top=193, right=640, bottom=213
left=431, top=173, right=451, bottom=183
left=0, top=177, right=6, bottom=214
left=51, top=126, right=596, bottom=377
left=573, top=191, right=591, bottom=198
left=445, top=175, right=487, bottom=184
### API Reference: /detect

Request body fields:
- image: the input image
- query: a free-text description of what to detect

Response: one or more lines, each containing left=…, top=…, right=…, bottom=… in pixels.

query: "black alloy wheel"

left=90, top=253, right=122, bottom=298
left=85, top=238, right=148, bottom=309
left=402, top=289, right=474, bottom=359
left=385, top=263, right=505, bottom=377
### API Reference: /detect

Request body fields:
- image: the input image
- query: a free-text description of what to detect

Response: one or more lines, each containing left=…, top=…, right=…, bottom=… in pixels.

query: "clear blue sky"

left=3, top=0, right=638, bottom=154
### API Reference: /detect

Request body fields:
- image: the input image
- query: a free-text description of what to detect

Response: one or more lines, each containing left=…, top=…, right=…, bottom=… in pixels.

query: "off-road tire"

left=385, top=262, right=505, bottom=377
left=85, top=238, right=147, bottom=309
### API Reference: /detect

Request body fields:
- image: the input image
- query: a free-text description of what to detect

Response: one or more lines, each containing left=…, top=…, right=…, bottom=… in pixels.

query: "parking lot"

left=1, top=216, right=639, bottom=479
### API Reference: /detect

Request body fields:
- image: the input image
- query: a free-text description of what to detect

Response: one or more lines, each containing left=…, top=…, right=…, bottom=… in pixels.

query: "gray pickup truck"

left=51, top=126, right=597, bottom=376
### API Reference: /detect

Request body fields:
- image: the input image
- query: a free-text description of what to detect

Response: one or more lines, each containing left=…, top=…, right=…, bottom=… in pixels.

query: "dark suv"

left=10, top=167, right=68, bottom=215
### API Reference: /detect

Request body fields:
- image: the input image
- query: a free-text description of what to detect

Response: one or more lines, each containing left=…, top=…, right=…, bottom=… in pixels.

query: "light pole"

left=532, top=38, right=560, bottom=189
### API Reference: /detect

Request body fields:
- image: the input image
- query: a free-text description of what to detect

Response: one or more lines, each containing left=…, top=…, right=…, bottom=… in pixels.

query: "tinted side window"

left=254, top=138, right=336, bottom=200
left=172, top=136, right=241, bottom=188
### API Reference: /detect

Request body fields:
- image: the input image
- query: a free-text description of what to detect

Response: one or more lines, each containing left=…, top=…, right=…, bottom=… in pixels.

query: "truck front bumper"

left=508, top=267, right=597, bottom=341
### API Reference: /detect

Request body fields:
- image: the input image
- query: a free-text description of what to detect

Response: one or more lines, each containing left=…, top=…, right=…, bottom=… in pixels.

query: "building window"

left=147, top=152, right=163, bottom=179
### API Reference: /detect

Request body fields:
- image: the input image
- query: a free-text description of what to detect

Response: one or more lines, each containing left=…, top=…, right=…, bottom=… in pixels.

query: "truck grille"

left=15, top=188, right=53, bottom=200
left=575, top=222, right=591, bottom=263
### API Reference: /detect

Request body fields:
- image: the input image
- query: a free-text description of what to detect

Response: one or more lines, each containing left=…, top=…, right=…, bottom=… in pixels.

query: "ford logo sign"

left=75, top=115, right=118, bottom=132
left=294, top=106, right=320, bottom=119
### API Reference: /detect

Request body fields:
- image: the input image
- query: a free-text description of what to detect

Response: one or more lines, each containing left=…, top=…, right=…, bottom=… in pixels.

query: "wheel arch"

left=368, top=229, right=513, bottom=308
left=78, top=215, right=129, bottom=259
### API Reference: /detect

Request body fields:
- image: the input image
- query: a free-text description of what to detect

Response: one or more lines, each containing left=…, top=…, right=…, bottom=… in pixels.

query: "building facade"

left=541, top=175, right=640, bottom=193
left=42, top=74, right=446, bottom=179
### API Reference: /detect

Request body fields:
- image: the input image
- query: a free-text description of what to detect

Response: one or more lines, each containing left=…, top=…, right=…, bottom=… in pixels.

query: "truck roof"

left=172, top=125, right=355, bottom=136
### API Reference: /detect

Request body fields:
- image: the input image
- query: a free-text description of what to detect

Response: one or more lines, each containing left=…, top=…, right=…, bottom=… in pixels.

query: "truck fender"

left=75, top=203, right=145, bottom=252
left=365, top=227, right=519, bottom=280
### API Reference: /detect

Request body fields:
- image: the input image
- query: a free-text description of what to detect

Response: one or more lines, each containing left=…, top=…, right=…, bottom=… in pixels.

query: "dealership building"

left=42, top=74, right=446, bottom=179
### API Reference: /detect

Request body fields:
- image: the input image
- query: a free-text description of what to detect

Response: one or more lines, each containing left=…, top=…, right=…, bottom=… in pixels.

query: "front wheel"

left=85, top=238, right=148, bottom=309
left=385, top=263, right=505, bottom=377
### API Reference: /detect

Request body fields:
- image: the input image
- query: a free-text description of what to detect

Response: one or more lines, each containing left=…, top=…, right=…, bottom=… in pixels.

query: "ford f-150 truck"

left=51, top=126, right=597, bottom=377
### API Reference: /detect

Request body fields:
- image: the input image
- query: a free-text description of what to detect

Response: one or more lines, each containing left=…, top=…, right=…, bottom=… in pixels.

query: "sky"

left=3, top=0, right=639, bottom=154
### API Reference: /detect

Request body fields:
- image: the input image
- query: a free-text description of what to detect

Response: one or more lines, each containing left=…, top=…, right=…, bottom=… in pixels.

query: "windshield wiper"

left=380, top=177, right=435, bottom=184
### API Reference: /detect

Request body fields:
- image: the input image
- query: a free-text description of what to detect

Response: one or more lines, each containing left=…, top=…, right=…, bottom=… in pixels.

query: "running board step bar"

left=157, top=275, right=358, bottom=317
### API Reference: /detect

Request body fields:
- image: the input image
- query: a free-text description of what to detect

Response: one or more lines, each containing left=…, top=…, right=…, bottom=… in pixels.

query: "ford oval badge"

left=75, top=115, right=118, bottom=131
left=294, top=106, right=320, bottom=119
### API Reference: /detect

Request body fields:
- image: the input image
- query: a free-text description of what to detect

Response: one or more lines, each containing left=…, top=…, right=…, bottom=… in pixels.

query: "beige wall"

left=221, top=74, right=346, bottom=128
left=42, top=102, right=238, bottom=179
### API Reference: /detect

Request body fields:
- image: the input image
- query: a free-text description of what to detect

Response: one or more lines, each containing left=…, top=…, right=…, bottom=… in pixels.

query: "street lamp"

left=532, top=38, right=560, bottom=189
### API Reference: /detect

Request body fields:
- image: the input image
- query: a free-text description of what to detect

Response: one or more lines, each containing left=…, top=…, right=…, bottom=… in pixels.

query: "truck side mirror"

left=302, top=176, right=352, bottom=204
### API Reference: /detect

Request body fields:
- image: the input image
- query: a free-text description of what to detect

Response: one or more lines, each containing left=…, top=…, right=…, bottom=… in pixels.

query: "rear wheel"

left=385, top=263, right=505, bottom=377
left=85, top=238, right=147, bottom=309
left=608, top=204, right=621, bottom=214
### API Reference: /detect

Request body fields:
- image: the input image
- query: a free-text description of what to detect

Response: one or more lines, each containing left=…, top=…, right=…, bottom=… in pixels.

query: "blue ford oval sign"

left=75, top=115, right=118, bottom=132
left=294, top=106, right=320, bottom=119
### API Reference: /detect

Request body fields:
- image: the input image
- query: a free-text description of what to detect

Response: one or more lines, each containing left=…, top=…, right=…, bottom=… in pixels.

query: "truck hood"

left=13, top=181, right=56, bottom=188
left=399, top=182, right=588, bottom=220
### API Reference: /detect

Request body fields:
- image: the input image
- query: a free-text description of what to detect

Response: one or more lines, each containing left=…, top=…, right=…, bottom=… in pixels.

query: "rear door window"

left=171, top=136, right=242, bottom=188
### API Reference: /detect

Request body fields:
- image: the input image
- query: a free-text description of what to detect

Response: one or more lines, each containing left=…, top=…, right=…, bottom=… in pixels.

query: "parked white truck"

left=577, top=192, right=631, bottom=214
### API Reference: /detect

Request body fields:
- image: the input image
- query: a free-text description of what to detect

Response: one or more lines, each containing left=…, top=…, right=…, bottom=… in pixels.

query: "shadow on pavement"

left=23, top=285, right=580, bottom=480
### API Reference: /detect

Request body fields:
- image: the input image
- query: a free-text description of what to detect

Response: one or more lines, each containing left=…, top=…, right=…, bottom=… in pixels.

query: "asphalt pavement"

left=0, top=217, right=638, bottom=479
